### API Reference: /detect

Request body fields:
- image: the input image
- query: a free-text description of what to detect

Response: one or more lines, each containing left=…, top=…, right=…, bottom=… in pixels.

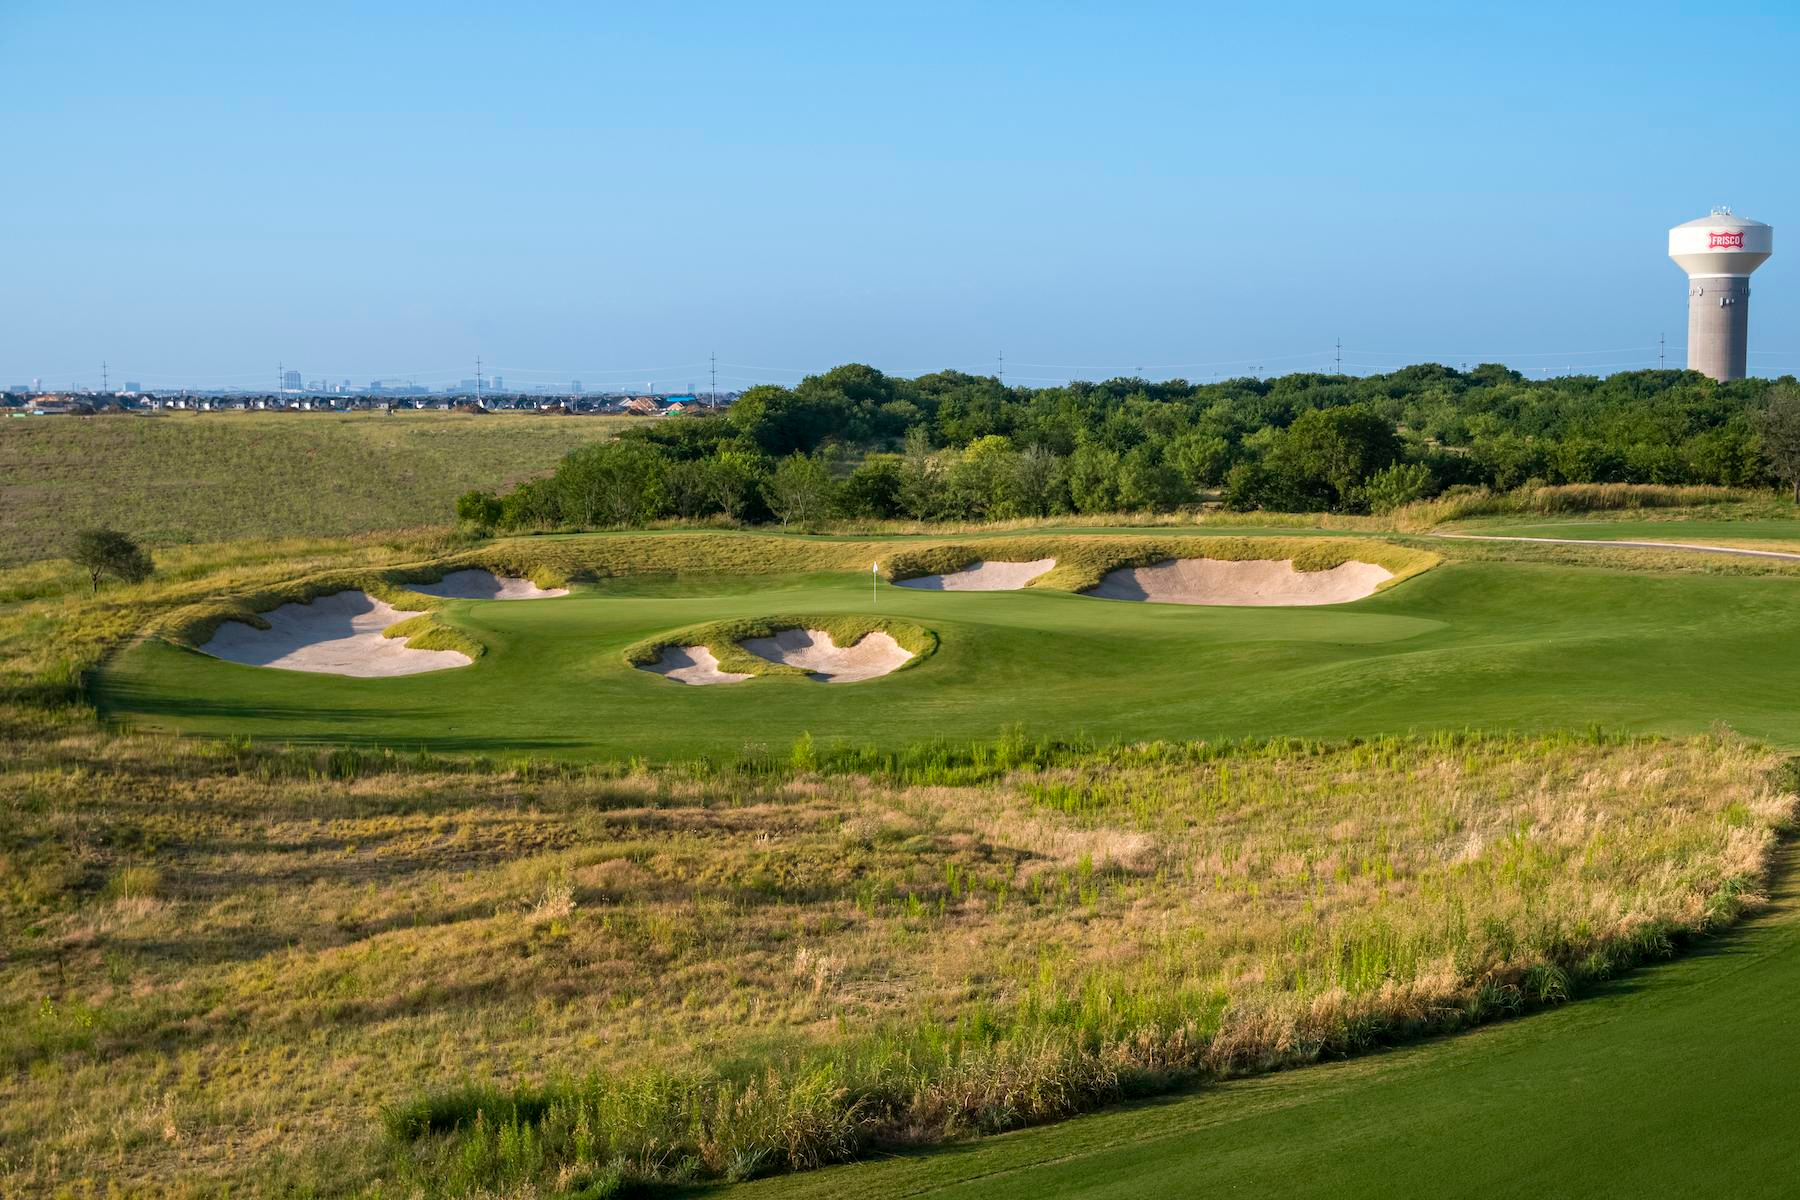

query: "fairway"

left=731, top=847, right=1800, bottom=1200
left=98, top=539, right=1800, bottom=756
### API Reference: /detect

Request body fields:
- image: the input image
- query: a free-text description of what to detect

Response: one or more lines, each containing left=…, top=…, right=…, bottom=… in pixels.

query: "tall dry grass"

left=1, top=728, right=1788, bottom=1197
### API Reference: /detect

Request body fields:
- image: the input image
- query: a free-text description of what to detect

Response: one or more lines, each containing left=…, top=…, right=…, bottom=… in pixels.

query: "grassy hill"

left=0, top=410, right=623, bottom=564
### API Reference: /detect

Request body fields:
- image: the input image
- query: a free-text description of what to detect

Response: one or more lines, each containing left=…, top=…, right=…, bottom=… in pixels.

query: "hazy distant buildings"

left=282, top=369, right=302, bottom=391
left=571, top=380, right=582, bottom=394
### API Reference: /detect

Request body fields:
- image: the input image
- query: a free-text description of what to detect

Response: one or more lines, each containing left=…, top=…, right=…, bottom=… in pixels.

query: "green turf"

left=97, top=550, right=1800, bottom=758
left=725, top=846, right=1800, bottom=1200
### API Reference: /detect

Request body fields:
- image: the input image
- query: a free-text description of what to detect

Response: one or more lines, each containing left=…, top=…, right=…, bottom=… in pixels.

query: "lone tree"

left=72, top=528, right=153, bottom=594
left=1760, top=385, right=1800, bottom=503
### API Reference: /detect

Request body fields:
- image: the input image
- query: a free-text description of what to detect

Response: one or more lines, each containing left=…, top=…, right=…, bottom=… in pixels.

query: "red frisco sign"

left=1709, top=230, right=1745, bottom=249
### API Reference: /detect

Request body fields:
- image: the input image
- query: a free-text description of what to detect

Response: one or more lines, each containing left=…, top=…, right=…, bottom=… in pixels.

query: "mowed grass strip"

left=0, top=410, right=622, bottom=564
left=0, top=730, right=1785, bottom=1196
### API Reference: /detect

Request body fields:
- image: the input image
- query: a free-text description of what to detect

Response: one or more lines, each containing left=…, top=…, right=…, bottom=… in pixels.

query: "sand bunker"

left=638, top=645, right=752, bottom=686
left=896, top=558, right=1056, bottom=591
left=198, top=590, right=473, bottom=676
left=409, top=569, right=569, bottom=600
left=741, top=628, right=915, bottom=682
left=1085, top=558, right=1393, bottom=606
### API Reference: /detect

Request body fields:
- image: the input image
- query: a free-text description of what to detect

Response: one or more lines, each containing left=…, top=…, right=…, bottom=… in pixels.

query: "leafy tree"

left=763, top=454, right=836, bottom=528
left=72, top=528, right=153, bottom=594
left=1066, top=442, right=1122, bottom=513
left=706, top=448, right=763, bottom=521
left=455, top=489, right=503, bottom=528
left=1363, top=462, right=1435, bottom=514
left=663, top=460, right=717, bottom=519
left=1760, top=385, right=1800, bottom=502
left=1167, top=432, right=1231, bottom=491
left=1117, top=445, right=1188, bottom=512
left=1011, top=444, right=1065, bottom=517
left=557, top=441, right=668, bottom=526
left=838, top=454, right=905, bottom=519
left=941, top=435, right=1018, bottom=520
left=896, top=427, right=942, bottom=520
left=1266, top=405, right=1403, bottom=510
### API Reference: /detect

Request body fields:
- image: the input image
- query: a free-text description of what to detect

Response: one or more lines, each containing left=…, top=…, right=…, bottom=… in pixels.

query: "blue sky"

left=3, top=1, right=1798, bottom=390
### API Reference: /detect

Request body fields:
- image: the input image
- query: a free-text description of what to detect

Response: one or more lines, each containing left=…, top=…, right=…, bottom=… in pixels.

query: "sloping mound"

left=410, top=569, right=568, bottom=600
left=741, top=628, right=914, bottom=683
left=1086, top=558, right=1394, bottom=606
left=198, top=591, right=473, bottom=676
left=638, top=645, right=752, bottom=686
left=896, top=558, right=1056, bottom=591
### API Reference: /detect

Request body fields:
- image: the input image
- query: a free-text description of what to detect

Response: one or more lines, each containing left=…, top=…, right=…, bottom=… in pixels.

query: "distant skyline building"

left=282, top=369, right=302, bottom=391
left=1669, top=207, right=1773, bottom=382
left=571, top=380, right=582, bottom=394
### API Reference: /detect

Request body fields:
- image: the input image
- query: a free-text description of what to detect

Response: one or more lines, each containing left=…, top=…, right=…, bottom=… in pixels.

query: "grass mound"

left=625, top=614, right=938, bottom=680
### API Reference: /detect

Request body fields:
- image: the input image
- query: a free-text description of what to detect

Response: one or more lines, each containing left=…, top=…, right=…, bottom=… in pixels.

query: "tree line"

left=459, top=362, right=1800, bottom=528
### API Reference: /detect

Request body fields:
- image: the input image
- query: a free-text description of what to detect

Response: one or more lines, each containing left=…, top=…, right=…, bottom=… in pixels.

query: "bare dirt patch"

left=1085, top=558, right=1393, bottom=606
left=198, top=590, right=473, bottom=676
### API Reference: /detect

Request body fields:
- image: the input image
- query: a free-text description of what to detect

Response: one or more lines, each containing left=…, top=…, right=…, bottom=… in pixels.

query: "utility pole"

left=1659, top=332, right=1666, bottom=369
left=1335, top=338, right=1342, bottom=375
left=997, top=350, right=1004, bottom=384
left=101, top=361, right=108, bottom=393
left=710, top=352, right=717, bottom=408
left=475, top=356, right=483, bottom=404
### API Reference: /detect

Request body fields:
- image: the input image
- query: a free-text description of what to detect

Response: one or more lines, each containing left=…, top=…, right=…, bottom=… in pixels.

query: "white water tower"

left=1669, top=207, right=1772, bottom=381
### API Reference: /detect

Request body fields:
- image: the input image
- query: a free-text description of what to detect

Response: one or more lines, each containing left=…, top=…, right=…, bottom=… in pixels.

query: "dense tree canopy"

left=464, top=363, right=1796, bottom=530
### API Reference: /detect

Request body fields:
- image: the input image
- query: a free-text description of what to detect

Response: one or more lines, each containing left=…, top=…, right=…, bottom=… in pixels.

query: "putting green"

left=97, top=542, right=1800, bottom=758
left=727, top=849, right=1800, bottom=1199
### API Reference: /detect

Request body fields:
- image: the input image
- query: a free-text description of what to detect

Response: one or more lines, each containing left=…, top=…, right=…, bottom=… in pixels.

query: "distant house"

left=28, top=396, right=82, bottom=415
left=622, top=397, right=661, bottom=416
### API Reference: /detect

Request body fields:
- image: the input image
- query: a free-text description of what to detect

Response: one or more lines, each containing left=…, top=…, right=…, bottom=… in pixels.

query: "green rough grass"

left=0, top=410, right=622, bottom=564
left=625, top=614, right=939, bottom=678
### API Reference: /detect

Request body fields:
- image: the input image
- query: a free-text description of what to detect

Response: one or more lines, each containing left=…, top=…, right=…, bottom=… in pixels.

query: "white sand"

left=638, top=644, right=752, bottom=686
left=409, top=569, right=569, bottom=600
left=1084, top=558, right=1393, bottom=606
left=198, top=590, right=473, bottom=676
left=896, top=558, right=1056, bottom=591
left=741, top=628, right=915, bottom=682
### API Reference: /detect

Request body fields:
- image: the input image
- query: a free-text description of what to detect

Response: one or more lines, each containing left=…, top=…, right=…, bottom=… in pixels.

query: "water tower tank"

left=1669, top=208, right=1772, bottom=382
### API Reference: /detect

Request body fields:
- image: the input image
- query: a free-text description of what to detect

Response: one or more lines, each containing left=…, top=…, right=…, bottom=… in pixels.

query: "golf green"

left=98, top=551, right=1800, bottom=758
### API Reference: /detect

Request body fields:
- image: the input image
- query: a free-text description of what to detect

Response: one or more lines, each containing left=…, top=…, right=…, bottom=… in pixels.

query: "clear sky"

left=4, top=0, right=1798, bottom=391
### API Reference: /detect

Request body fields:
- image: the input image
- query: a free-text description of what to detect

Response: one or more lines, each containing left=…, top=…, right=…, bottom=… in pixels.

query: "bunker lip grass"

left=197, top=589, right=472, bottom=676
left=1084, top=558, right=1394, bottom=606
